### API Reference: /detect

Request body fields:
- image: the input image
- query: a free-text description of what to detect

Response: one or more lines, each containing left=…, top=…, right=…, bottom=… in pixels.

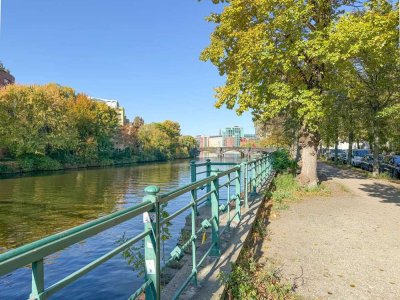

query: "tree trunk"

left=290, top=129, right=299, bottom=161
left=298, top=127, right=319, bottom=187
left=348, top=131, right=354, bottom=165
left=334, top=138, right=339, bottom=163
left=372, top=123, right=380, bottom=176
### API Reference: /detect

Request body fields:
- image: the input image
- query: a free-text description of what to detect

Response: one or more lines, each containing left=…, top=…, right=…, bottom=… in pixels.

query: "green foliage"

left=272, top=173, right=299, bottom=208
left=202, top=0, right=399, bottom=182
left=322, top=0, right=400, bottom=159
left=18, top=155, right=62, bottom=172
left=116, top=233, right=145, bottom=277
left=0, top=84, right=198, bottom=173
left=270, top=150, right=297, bottom=172
left=219, top=258, right=294, bottom=299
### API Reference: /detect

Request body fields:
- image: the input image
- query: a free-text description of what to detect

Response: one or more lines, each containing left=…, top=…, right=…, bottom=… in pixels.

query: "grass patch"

left=272, top=173, right=330, bottom=210
left=219, top=257, right=295, bottom=300
left=367, top=172, right=392, bottom=180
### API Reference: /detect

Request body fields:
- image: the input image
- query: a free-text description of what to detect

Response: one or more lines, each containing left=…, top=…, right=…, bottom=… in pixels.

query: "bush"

left=35, top=156, right=62, bottom=171
left=0, top=163, right=17, bottom=173
left=270, top=149, right=297, bottom=172
left=18, top=155, right=62, bottom=171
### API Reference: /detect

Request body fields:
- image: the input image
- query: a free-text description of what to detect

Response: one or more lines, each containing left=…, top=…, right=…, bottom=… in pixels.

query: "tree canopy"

left=202, top=0, right=399, bottom=183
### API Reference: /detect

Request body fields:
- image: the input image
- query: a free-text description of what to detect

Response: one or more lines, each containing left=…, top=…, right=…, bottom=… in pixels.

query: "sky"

left=0, top=0, right=255, bottom=136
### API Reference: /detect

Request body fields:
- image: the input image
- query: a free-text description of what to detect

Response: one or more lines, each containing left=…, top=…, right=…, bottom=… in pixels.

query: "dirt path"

left=260, top=162, right=400, bottom=300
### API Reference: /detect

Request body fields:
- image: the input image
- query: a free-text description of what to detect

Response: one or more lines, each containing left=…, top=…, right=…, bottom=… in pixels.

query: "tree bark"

left=372, top=122, right=380, bottom=176
left=347, top=131, right=354, bottom=165
left=334, top=138, right=339, bottom=163
left=298, top=127, right=319, bottom=187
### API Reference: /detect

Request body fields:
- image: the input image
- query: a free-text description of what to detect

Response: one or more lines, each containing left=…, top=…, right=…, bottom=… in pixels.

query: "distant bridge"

left=199, top=147, right=274, bottom=158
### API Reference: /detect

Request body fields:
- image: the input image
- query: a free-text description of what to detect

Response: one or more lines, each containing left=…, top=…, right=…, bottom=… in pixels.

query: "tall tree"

left=202, top=0, right=355, bottom=187
left=327, top=0, right=399, bottom=175
left=0, top=84, right=78, bottom=157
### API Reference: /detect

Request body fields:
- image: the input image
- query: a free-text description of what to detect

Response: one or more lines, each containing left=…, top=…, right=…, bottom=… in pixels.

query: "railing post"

left=262, top=155, right=267, bottom=183
left=268, top=154, right=272, bottom=174
left=190, top=188, right=198, bottom=286
left=210, top=171, right=220, bottom=257
left=243, top=161, right=248, bottom=209
left=206, top=159, right=211, bottom=205
left=258, top=158, right=261, bottom=189
left=227, top=173, right=231, bottom=228
left=143, top=186, right=161, bottom=300
left=252, top=159, right=257, bottom=194
left=190, top=161, right=198, bottom=215
left=234, top=166, right=241, bottom=222
left=30, top=259, right=44, bottom=300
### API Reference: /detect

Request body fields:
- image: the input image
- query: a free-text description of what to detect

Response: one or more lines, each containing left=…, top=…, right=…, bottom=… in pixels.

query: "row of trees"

left=202, top=0, right=399, bottom=185
left=0, top=84, right=198, bottom=172
left=116, top=117, right=198, bottom=161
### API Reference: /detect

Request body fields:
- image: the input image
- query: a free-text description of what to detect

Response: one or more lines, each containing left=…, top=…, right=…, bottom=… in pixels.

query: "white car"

left=351, top=149, right=370, bottom=167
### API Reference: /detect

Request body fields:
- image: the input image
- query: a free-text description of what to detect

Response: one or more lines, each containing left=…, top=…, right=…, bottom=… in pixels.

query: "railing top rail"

left=160, top=165, right=240, bottom=203
left=0, top=200, right=154, bottom=273
left=194, top=155, right=268, bottom=167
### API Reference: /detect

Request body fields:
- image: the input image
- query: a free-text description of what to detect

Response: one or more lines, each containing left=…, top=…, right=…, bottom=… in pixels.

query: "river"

left=0, top=156, right=241, bottom=299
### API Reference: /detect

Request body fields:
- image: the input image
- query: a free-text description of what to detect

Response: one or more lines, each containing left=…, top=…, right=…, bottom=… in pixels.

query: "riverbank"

left=0, top=154, right=197, bottom=177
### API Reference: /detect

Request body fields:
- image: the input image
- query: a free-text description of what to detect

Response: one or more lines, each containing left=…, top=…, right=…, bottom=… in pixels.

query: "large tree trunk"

left=298, top=127, right=319, bottom=187
left=347, top=131, right=354, bottom=165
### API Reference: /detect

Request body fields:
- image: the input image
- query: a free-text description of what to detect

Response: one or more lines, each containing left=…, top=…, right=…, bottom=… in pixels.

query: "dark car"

left=380, top=155, right=400, bottom=179
left=360, top=154, right=383, bottom=172
left=337, top=151, right=348, bottom=164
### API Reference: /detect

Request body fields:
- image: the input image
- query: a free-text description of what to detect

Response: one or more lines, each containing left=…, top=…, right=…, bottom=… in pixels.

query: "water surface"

left=0, top=156, right=241, bottom=299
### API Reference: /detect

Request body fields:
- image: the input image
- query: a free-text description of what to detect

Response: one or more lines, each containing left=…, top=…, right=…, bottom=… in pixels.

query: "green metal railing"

left=0, top=154, right=274, bottom=300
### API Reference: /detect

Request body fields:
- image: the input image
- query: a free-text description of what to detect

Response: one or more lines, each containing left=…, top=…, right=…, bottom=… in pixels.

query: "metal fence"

left=0, top=154, right=274, bottom=300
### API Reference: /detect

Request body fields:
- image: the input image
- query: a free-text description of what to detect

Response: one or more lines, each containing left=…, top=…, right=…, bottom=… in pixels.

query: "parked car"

left=360, top=154, right=383, bottom=172
left=380, top=155, right=400, bottom=179
left=326, top=149, right=346, bottom=161
left=337, top=151, right=348, bottom=164
left=351, top=149, right=370, bottom=167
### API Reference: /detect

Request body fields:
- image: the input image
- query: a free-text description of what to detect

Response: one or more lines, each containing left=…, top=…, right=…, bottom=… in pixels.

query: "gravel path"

left=261, top=163, right=400, bottom=300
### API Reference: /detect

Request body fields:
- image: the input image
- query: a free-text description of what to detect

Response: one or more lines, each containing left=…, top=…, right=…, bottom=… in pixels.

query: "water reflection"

left=0, top=156, right=242, bottom=299
left=0, top=161, right=184, bottom=252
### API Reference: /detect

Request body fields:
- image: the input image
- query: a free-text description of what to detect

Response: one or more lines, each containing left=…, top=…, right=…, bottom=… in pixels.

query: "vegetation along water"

left=0, top=84, right=198, bottom=175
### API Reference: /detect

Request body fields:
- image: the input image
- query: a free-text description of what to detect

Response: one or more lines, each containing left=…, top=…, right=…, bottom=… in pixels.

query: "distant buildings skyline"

left=196, top=126, right=257, bottom=148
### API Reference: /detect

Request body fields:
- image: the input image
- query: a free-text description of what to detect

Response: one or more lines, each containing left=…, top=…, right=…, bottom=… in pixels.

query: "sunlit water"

left=0, top=155, right=242, bottom=299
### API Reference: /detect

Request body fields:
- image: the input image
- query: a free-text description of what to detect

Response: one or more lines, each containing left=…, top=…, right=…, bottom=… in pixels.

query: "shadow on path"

left=319, top=162, right=400, bottom=207
left=359, top=182, right=400, bottom=206
left=318, top=163, right=367, bottom=181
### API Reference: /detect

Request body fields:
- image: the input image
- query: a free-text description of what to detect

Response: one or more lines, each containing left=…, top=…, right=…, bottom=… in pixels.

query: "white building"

left=90, top=97, right=128, bottom=126
left=209, top=136, right=224, bottom=147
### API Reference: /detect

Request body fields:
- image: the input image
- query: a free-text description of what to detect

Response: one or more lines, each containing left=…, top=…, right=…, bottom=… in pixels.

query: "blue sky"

left=0, top=0, right=255, bottom=136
